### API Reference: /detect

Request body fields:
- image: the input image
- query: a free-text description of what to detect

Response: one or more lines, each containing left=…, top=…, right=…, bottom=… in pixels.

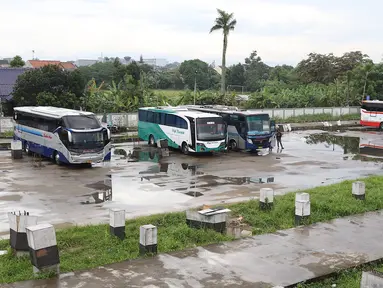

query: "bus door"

left=186, top=117, right=196, bottom=151
left=230, top=115, right=246, bottom=149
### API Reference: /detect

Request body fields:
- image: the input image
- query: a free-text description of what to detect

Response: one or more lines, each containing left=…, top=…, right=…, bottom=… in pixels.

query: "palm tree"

left=210, top=9, right=237, bottom=95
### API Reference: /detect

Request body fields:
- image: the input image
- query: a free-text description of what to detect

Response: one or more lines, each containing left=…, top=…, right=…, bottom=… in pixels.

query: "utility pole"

left=0, top=99, right=3, bottom=134
left=193, top=70, right=197, bottom=105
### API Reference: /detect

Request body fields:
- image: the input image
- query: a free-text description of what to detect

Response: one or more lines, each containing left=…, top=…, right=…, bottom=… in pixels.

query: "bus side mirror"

left=270, top=120, right=276, bottom=132
left=60, top=130, right=69, bottom=142
left=67, top=131, right=72, bottom=142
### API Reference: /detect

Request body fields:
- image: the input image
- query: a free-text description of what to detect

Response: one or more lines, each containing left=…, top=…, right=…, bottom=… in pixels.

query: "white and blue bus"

left=13, top=106, right=112, bottom=165
left=138, top=106, right=227, bottom=154
left=184, top=105, right=275, bottom=152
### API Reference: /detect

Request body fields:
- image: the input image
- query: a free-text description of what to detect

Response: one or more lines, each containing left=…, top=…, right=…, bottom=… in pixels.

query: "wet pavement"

left=5, top=210, right=383, bottom=288
left=1, top=129, right=383, bottom=237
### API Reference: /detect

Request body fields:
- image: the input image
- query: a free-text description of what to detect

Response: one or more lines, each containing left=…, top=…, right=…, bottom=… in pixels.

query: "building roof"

left=0, top=68, right=28, bottom=101
left=27, top=60, right=77, bottom=70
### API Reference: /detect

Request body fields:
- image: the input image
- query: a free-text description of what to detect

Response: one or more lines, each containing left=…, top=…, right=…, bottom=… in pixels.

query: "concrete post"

left=360, top=271, right=383, bottom=287
left=109, top=209, right=125, bottom=240
left=352, top=181, right=365, bottom=200
left=260, top=188, right=274, bottom=210
left=11, top=140, right=22, bottom=159
left=295, top=193, right=310, bottom=226
left=8, top=211, right=38, bottom=257
left=139, top=224, right=157, bottom=255
left=26, top=223, right=60, bottom=275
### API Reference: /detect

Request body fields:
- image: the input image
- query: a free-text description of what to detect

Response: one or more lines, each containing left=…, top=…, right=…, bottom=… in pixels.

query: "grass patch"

left=296, top=261, right=383, bottom=287
left=0, top=130, right=13, bottom=138
left=1, top=175, right=383, bottom=284
left=274, top=113, right=360, bottom=124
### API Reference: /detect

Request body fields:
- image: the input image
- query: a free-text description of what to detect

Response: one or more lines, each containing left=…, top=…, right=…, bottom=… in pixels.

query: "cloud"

left=0, top=0, right=382, bottom=66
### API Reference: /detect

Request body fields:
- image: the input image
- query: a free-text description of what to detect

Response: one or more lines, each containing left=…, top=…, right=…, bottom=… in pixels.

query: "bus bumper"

left=195, top=142, right=227, bottom=153
left=246, top=139, right=271, bottom=150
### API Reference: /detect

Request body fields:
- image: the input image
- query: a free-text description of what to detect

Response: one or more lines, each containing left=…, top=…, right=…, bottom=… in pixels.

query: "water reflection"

left=305, top=133, right=359, bottom=154
left=82, top=175, right=112, bottom=205
left=305, top=132, right=383, bottom=162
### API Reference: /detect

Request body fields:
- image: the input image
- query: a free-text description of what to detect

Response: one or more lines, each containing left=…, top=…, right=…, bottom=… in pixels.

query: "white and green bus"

left=138, top=106, right=227, bottom=154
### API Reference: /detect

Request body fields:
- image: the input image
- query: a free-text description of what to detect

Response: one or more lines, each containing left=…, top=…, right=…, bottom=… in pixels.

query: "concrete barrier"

left=186, top=208, right=230, bottom=233
left=109, top=209, right=125, bottom=240
left=11, top=140, right=22, bottom=159
left=8, top=211, right=38, bottom=257
left=360, top=271, right=383, bottom=287
left=139, top=224, right=157, bottom=255
left=26, top=223, right=60, bottom=275
left=259, top=188, right=274, bottom=210
left=352, top=181, right=365, bottom=200
left=295, top=193, right=310, bottom=226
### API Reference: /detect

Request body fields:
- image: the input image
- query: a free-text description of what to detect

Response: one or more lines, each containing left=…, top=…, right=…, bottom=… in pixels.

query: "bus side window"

left=160, top=113, right=166, bottom=125
left=147, top=111, right=154, bottom=123
left=176, top=117, right=187, bottom=129
left=138, top=110, right=148, bottom=122
left=166, top=114, right=176, bottom=127
left=154, top=113, right=160, bottom=124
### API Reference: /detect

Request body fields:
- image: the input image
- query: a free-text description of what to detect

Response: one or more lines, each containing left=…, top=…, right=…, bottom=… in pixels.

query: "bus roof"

left=182, top=105, right=269, bottom=116
left=139, top=106, right=223, bottom=119
left=14, top=106, right=95, bottom=119
left=362, top=100, right=383, bottom=104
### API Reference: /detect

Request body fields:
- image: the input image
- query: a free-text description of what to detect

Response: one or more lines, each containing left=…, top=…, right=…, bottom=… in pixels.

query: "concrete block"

left=139, top=224, right=157, bottom=255
left=11, top=140, right=22, bottom=159
left=26, top=223, right=60, bottom=275
left=109, top=209, right=125, bottom=240
left=226, top=226, right=242, bottom=239
left=360, top=271, right=383, bottom=288
left=295, top=193, right=310, bottom=226
left=352, top=181, right=365, bottom=200
left=8, top=212, right=38, bottom=255
left=157, top=139, right=168, bottom=148
left=186, top=209, right=230, bottom=233
left=260, top=188, right=274, bottom=210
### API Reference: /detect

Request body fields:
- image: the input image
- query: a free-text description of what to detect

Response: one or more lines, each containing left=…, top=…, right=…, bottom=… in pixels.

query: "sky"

left=1, top=0, right=382, bottom=66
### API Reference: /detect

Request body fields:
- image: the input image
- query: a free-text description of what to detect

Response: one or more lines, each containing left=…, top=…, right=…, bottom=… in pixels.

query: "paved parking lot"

left=1, top=129, right=383, bottom=237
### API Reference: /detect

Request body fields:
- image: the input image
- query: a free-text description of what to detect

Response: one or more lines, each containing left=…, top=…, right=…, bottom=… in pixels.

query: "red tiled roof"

left=60, top=62, right=77, bottom=69
left=28, top=60, right=61, bottom=68
left=27, top=60, right=77, bottom=70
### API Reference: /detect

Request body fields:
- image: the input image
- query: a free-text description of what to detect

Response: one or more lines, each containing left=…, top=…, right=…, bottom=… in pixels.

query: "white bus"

left=138, top=106, right=227, bottom=154
left=13, top=106, right=112, bottom=165
left=360, top=100, right=383, bottom=129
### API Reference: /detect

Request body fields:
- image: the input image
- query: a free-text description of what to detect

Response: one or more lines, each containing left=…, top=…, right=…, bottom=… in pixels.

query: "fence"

left=0, top=106, right=360, bottom=133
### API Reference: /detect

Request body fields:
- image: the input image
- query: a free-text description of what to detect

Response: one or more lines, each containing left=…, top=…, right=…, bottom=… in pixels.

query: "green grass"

left=274, top=113, right=360, bottom=124
left=1, top=175, right=383, bottom=284
left=0, top=130, right=13, bottom=138
left=296, top=262, right=383, bottom=288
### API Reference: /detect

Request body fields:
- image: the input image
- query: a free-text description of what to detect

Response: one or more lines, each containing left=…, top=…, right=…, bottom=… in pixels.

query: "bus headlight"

left=247, top=138, right=253, bottom=144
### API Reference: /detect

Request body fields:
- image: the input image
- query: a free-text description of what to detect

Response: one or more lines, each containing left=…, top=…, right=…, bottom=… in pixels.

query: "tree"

left=10, top=55, right=25, bottom=67
left=13, top=65, right=85, bottom=108
left=210, top=9, right=237, bottom=95
left=227, top=63, right=245, bottom=87
left=243, top=50, right=270, bottom=92
left=139, top=55, right=144, bottom=63
left=179, top=59, right=220, bottom=90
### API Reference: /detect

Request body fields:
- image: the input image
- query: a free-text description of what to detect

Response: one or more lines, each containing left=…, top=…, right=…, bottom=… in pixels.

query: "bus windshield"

left=64, top=115, right=100, bottom=129
left=70, top=131, right=105, bottom=150
left=246, top=115, right=270, bottom=133
left=196, top=117, right=226, bottom=141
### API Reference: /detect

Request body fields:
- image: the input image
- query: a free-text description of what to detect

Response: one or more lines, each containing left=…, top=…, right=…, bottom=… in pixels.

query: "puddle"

left=81, top=175, right=112, bottom=205
left=305, top=132, right=383, bottom=162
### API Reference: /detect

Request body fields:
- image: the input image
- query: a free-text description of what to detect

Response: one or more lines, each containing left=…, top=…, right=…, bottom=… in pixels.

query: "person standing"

left=276, top=128, right=284, bottom=149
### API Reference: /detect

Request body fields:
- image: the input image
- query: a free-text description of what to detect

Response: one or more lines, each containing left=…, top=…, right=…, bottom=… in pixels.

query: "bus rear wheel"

left=148, top=135, right=156, bottom=147
left=181, top=142, right=189, bottom=155
left=229, top=140, right=237, bottom=150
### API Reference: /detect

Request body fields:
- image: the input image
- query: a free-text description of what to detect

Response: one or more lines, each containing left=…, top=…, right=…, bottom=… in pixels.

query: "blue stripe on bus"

left=17, top=126, right=43, bottom=137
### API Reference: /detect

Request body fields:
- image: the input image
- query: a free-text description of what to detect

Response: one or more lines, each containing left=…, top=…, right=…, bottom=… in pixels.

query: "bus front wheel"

left=24, top=142, right=32, bottom=156
left=148, top=135, right=156, bottom=147
left=181, top=142, right=189, bottom=155
left=53, top=151, right=62, bottom=166
left=380, top=123, right=383, bottom=130
left=229, top=140, right=237, bottom=150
